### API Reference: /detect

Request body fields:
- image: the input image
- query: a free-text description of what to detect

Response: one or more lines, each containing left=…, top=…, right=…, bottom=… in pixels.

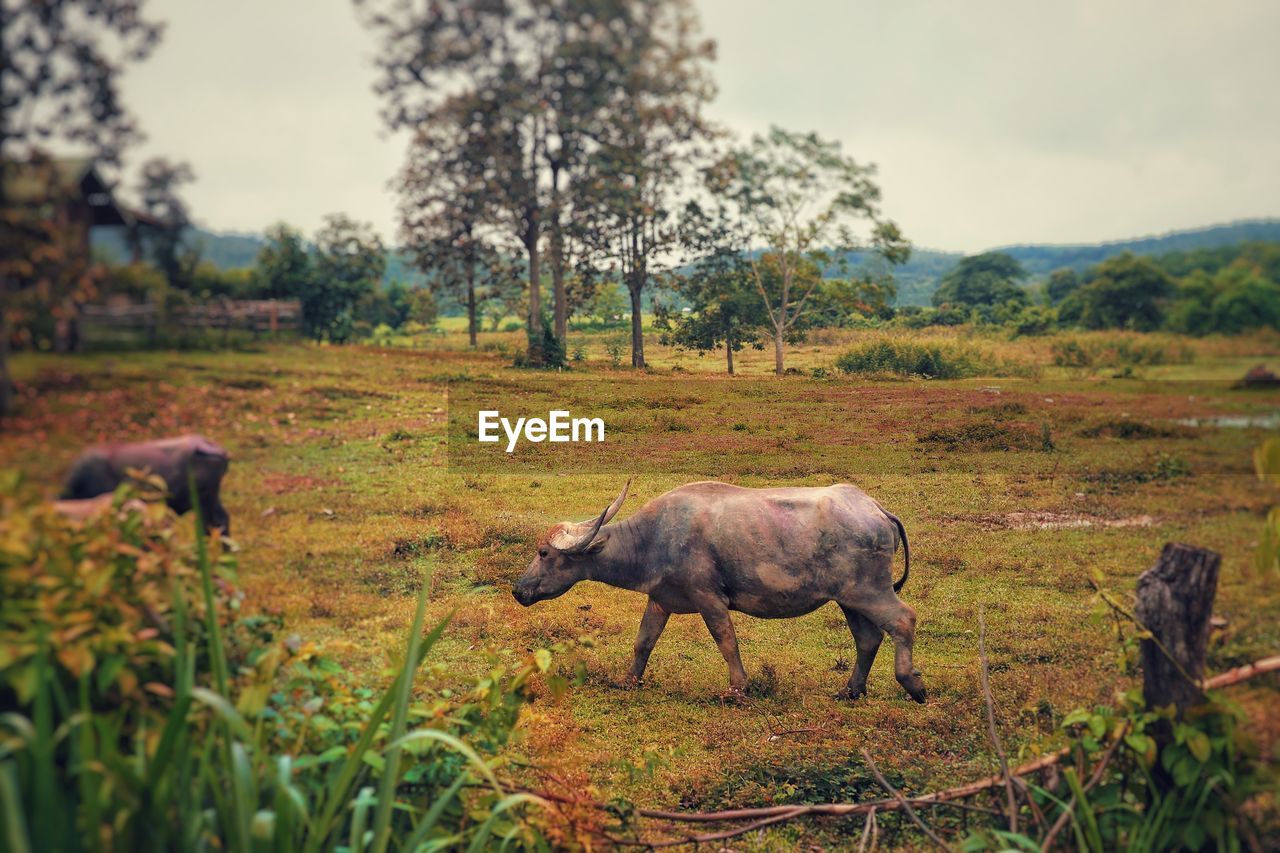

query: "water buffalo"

left=61, top=434, right=231, bottom=534
left=513, top=480, right=925, bottom=703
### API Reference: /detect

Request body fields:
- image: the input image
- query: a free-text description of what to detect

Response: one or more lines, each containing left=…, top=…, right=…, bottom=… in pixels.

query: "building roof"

left=3, top=156, right=132, bottom=227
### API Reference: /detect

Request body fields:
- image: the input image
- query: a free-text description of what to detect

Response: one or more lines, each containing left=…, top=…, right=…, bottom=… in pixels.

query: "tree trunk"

left=550, top=169, right=567, bottom=345
left=552, top=237, right=566, bottom=345
left=628, top=282, right=645, bottom=368
left=1135, top=542, right=1221, bottom=716
left=525, top=222, right=542, bottom=363
left=725, top=321, right=735, bottom=375
left=0, top=285, right=11, bottom=419
left=466, top=264, right=477, bottom=348
left=773, top=328, right=785, bottom=376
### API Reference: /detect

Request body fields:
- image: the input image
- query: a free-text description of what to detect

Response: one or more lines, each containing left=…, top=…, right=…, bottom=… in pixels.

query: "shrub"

left=0, top=474, right=549, bottom=850
left=834, top=340, right=981, bottom=379
left=917, top=422, right=1042, bottom=451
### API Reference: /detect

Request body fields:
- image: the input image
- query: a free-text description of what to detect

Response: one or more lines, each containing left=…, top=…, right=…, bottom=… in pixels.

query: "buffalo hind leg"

left=856, top=596, right=926, bottom=704
left=623, top=598, right=670, bottom=687
left=697, top=601, right=748, bottom=695
left=836, top=605, right=883, bottom=700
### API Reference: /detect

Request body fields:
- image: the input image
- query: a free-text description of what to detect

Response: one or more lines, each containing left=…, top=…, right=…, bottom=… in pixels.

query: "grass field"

left=5, top=323, right=1279, bottom=846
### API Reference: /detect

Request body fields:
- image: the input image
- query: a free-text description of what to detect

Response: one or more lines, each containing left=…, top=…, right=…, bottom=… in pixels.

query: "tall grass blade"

left=370, top=573, right=433, bottom=853
left=0, top=761, right=32, bottom=853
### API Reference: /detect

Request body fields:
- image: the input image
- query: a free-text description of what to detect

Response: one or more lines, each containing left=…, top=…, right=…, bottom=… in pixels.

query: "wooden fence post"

left=1134, top=542, right=1221, bottom=715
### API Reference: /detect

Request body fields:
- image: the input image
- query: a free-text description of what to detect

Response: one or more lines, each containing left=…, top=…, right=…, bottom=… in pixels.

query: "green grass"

left=4, top=324, right=1279, bottom=846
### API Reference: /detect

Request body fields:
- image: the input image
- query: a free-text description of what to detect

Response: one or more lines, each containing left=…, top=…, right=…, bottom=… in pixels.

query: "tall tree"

left=0, top=0, right=163, bottom=415
left=399, top=110, right=499, bottom=348
left=359, top=0, right=558, bottom=362
left=707, top=127, right=909, bottom=375
left=359, top=0, right=713, bottom=366
left=572, top=0, right=716, bottom=367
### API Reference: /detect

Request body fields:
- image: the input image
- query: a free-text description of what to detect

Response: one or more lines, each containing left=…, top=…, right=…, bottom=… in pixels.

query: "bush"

left=0, top=474, right=549, bottom=850
left=834, top=340, right=981, bottom=379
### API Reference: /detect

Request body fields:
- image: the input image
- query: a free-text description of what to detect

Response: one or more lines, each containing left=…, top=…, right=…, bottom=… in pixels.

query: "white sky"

left=119, top=0, right=1280, bottom=252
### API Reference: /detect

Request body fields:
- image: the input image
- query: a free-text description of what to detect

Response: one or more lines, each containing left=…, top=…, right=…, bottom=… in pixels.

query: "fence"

left=80, top=299, right=302, bottom=341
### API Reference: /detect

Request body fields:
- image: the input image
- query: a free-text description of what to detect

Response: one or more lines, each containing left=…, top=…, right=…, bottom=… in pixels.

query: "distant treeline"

left=94, top=217, right=1280, bottom=310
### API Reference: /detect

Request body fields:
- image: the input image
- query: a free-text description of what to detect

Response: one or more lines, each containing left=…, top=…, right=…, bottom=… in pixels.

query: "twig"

left=767, top=727, right=825, bottom=741
left=859, top=748, right=949, bottom=851
left=522, top=653, right=1280, bottom=847
left=1203, top=655, right=1280, bottom=689
left=607, top=807, right=810, bottom=848
left=979, top=608, right=1018, bottom=834
left=858, top=806, right=878, bottom=853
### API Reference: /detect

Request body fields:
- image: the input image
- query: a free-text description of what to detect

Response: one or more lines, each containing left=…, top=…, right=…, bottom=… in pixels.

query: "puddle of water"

left=1175, top=413, right=1280, bottom=429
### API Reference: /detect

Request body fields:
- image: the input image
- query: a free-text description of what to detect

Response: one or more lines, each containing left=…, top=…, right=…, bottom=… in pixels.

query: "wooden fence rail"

left=81, top=299, right=302, bottom=335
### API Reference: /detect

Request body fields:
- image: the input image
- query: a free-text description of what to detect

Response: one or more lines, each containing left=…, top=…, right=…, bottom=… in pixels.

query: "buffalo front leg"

left=698, top=602, right=748, bottom=694
left=859, top=596, right=927, bottom=704
left=624, top=598, right=671, bottom=686
left=837, top=605, right=884, bottom=700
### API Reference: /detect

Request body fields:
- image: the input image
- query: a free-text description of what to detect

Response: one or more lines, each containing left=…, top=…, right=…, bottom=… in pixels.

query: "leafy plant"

left=0, top=474, right=549, bottom=851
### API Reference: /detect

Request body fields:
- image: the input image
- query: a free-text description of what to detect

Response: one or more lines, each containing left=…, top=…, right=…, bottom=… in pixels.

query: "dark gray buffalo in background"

left=514, top=480, right=926, bottom=703
left=61, top=434, right=231, bottom=533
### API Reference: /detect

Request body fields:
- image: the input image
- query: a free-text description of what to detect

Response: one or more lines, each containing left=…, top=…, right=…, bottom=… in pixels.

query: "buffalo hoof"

left=613, top=675, right=642, bottom=691
left=718, top=687, right=747, bottom=705
left=898, top=672, right=928, bottom=704
left=835, top=685, right=868, bottom=701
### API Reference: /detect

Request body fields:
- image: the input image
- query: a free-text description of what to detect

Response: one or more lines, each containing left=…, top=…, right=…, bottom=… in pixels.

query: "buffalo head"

left=513, top=480, right=629, bottom=606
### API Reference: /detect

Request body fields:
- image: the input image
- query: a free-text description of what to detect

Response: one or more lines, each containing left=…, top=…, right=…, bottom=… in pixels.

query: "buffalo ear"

left=585, top=534, right=608, bottom=554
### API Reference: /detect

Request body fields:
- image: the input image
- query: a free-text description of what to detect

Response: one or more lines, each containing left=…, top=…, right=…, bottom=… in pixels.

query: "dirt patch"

left=978, top=511, right=1159, bottom=531
left=260, top=473, right=337, bottom=495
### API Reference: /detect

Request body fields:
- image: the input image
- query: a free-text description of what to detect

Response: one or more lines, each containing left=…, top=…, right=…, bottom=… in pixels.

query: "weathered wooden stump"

left=1134, top=542, right=1222, bottom=714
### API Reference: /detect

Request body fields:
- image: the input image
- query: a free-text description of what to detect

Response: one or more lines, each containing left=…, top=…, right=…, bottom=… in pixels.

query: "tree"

left=932, top=252, right=1029, bottom=315
left=405, top=286, right=437, bottom=327
left=359, top=0, right=561, bottom=362
left=572, top=0, right=715, bottom=368
left=707, top=127, right=909, bottom=375
left=1059, top=252, right=1173, bottom=331
left=308, top=214, right=386, bottom=343
left=661, top=220, right=767, bottom=374
left=809, top=275, right=898, bottom=327
left=398, top=111, right=496, bottom=347
left=1046, top=267, right=1081, bottom=305
left=257, top=223, right=313, bottom=299
left=580, top=282, right=628, bottom=327
left=135, top=157, right=199, bottom=290
left=360, top=0, right=713, bottom=367
left=0, top=0, right=163, bottom=415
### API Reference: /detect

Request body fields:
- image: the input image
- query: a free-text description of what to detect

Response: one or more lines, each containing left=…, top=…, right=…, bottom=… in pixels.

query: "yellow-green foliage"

left=0, top=475, right=236, bottom=715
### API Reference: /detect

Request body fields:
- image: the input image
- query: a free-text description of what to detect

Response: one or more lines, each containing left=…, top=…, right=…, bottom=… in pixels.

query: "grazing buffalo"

left=61, top=434, right=231, bottom=534
left=513, top=480, right=925, bottom=703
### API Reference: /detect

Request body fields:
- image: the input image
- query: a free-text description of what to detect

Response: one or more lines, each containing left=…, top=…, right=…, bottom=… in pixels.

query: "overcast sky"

left=119, top=0, right=1280, bottom=253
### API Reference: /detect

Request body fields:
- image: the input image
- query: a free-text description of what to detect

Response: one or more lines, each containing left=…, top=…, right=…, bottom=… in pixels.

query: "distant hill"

left=846, top=218, right=1280, bottom=305
left=95, top=217, right=1280, bottom=305
left=91, top=226, right=427, bottom=288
